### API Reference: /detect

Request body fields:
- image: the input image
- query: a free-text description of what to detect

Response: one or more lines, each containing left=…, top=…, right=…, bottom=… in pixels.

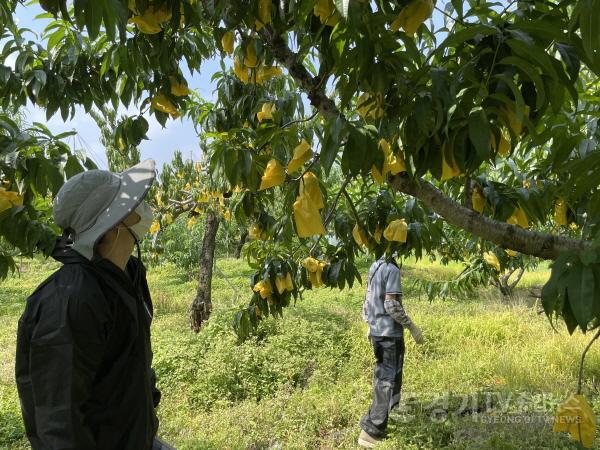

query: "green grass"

left=0, top=256, right=597, bottom=449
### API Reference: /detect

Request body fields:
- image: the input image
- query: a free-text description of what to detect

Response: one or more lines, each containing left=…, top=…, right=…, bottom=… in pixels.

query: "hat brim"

left=72, top=159, right=156, bottom=260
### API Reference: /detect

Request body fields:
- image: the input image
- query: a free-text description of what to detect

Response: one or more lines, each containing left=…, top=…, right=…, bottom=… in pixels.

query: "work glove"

left=408, top=323, right=424, bottom=345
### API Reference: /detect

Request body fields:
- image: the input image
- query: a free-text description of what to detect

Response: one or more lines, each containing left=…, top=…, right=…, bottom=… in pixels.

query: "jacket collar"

left=52, top=237, right=142, bottom=325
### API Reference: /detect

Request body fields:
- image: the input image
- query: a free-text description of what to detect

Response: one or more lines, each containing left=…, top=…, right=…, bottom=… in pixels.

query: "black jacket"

left=15, top=240, right=161, bottom=450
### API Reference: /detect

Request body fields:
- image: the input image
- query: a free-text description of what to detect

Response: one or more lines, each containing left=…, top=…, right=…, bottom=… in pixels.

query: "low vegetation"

left=1, top=257, right=597, bottom=449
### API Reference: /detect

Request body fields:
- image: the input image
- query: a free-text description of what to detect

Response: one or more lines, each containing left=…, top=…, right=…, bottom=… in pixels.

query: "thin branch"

left=464, top=177, right=473, bottom=209
left=259, top=26, right=343, bottom=121
left=255, top=112, right=319, bottom=155
left=499, top=0, right=519, bottom=17
left=281, top=111, right=318, bottom=130
left=434, top=5, right=466, bottom=27
left=309, top=175, right=352, bottom=255
left=166, top=195, right=200, bottom=222
left=484, top=39, right=502, bottom=89
left=342, top=187, right=366, bottom=233
left=324, top=176, right=352, bottom=228
left=291, top=154, right=320, bottom=182
left=508, top=267, right=525, bottom=290
left=578, top=328, right=600, bottom=394
left=499, top=269, right=513, bottom=286
left=168, top=197, right=194, bottom=207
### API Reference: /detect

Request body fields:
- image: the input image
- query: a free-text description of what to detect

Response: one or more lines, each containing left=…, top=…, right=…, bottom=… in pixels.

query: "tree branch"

left=508, top=267, right=525, bottom=290
left=464, top=177, right=473, bottom=209
left=281, top=111, right=318, bottom=130
left=389, top=173, right=591, bottom=260
left=260, top=26, right=592, bottom=261
left=343, top=187, right=366, bottom=232
left=309, top=175, right=351, bottom=255
left=578, top=328, right=600, bottom=394
left=260, top=28, right=342, bottom=121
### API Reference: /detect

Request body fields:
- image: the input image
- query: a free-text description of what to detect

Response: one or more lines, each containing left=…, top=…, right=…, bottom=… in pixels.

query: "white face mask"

left=128, top=201, right=153, bottom=241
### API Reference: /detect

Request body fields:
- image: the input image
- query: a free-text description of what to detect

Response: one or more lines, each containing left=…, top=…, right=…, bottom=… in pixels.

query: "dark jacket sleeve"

left=27, top=268, right=112, bottom=449
left=129, top=256, right=162, bottom=410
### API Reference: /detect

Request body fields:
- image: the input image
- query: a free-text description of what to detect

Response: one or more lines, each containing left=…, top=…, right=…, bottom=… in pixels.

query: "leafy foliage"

left=1, top=0, right=600, bottom=337
left=0, top=112, right=93, bottom=277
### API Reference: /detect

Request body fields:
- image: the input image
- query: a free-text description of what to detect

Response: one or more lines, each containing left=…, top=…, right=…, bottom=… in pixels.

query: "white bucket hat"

left=53, top=159, right=156, bottom=260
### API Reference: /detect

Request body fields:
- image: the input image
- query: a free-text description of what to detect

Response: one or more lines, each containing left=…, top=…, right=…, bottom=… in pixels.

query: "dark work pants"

left=359, top=335, right=405, bottom=438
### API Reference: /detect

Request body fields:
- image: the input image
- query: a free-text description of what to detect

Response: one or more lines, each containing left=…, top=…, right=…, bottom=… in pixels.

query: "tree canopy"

left=1, top=0, right=599, bottom=338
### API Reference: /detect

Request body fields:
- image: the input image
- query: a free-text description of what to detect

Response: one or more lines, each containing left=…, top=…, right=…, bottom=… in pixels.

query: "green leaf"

left=578, top=0, right=600, bottom=65
left=491, top=73, right=526, bottom=124
left=233, top=309, right=250, bottom=341
left=132, top=116, right=149, bottom=142
left=414, top=95, right=433, bottom=136
left=567, top=265, right=595, bottom=331
left=499, top=56, right=546, bottom=111
left=561, top=292, right=579, bottom=334
left=342, top=124, right=377, bottom=176
left=83, top=157, right=98, bottom=170
left=547, top=78, right=566, bottom=114
left=506, top=38, right=558, bottom=80
left=53, top=130, right=77, bottom=140
left=451, top=0, right=463, bottom=19
left=542, top=254, right=569, bottom=317
left=47, top=26, right=66, bottom=51
left=64, top=155, right=84, bottom=179
left=0, top=254, right=16, bottom=280
left=436, top=25, right=497, bottom=54
left=345, top=260, right=356, bottom=289
left=581, top=249, right=598, bottom=266
left=33, top=69, right=47, bottom=86
left=510, top=19, right=567, bottom=42
left=328, top=260, right=342, bottom=286
left=555, top=42, right=581, bottom=82
left=320, top=117, right=344, bottom=176
left=468, top=108, right=490, bottom=161
left=85, top=0, right=103, bottom=41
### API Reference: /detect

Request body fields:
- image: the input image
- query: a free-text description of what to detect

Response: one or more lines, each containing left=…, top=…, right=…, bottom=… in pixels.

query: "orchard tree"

left=1, top=1, right=600, bottom=344
left=148, top=149, right=235, bottom=331
left=0, top=113, right=94, bottom=277
left=0, top=0, right=600, bottom=335
left=2, top=1, right=600, bottom=441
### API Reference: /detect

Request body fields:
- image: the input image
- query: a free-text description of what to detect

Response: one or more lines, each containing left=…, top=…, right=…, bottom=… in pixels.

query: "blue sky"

left=13, top=3, right=222, bottom=170
left=11, top=3, right=451, bottom=171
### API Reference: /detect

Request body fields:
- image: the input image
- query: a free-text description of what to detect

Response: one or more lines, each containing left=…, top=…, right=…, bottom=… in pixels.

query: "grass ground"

left=1, top=256, right=599, bottom=449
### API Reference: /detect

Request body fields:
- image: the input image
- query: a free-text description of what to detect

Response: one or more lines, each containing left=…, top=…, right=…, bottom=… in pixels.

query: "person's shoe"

left=357, top=429, right=381, bottom=448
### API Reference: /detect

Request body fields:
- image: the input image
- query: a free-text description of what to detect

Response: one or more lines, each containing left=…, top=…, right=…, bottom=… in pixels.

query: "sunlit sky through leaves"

left=10, top=2, right=452, bottom=172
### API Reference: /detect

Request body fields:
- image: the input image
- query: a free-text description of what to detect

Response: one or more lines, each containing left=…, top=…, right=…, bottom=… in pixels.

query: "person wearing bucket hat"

left=15, top=160, right=174, bottom=450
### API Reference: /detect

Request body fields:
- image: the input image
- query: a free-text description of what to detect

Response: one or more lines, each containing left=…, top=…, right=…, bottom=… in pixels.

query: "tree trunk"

left=234, top=229, right=248, bottom=259
left=189, top=211, right=220, bottom=333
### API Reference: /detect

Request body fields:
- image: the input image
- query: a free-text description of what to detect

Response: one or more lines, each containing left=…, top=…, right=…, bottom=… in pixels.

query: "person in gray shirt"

left=358, top=255, right=423, bottom=448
